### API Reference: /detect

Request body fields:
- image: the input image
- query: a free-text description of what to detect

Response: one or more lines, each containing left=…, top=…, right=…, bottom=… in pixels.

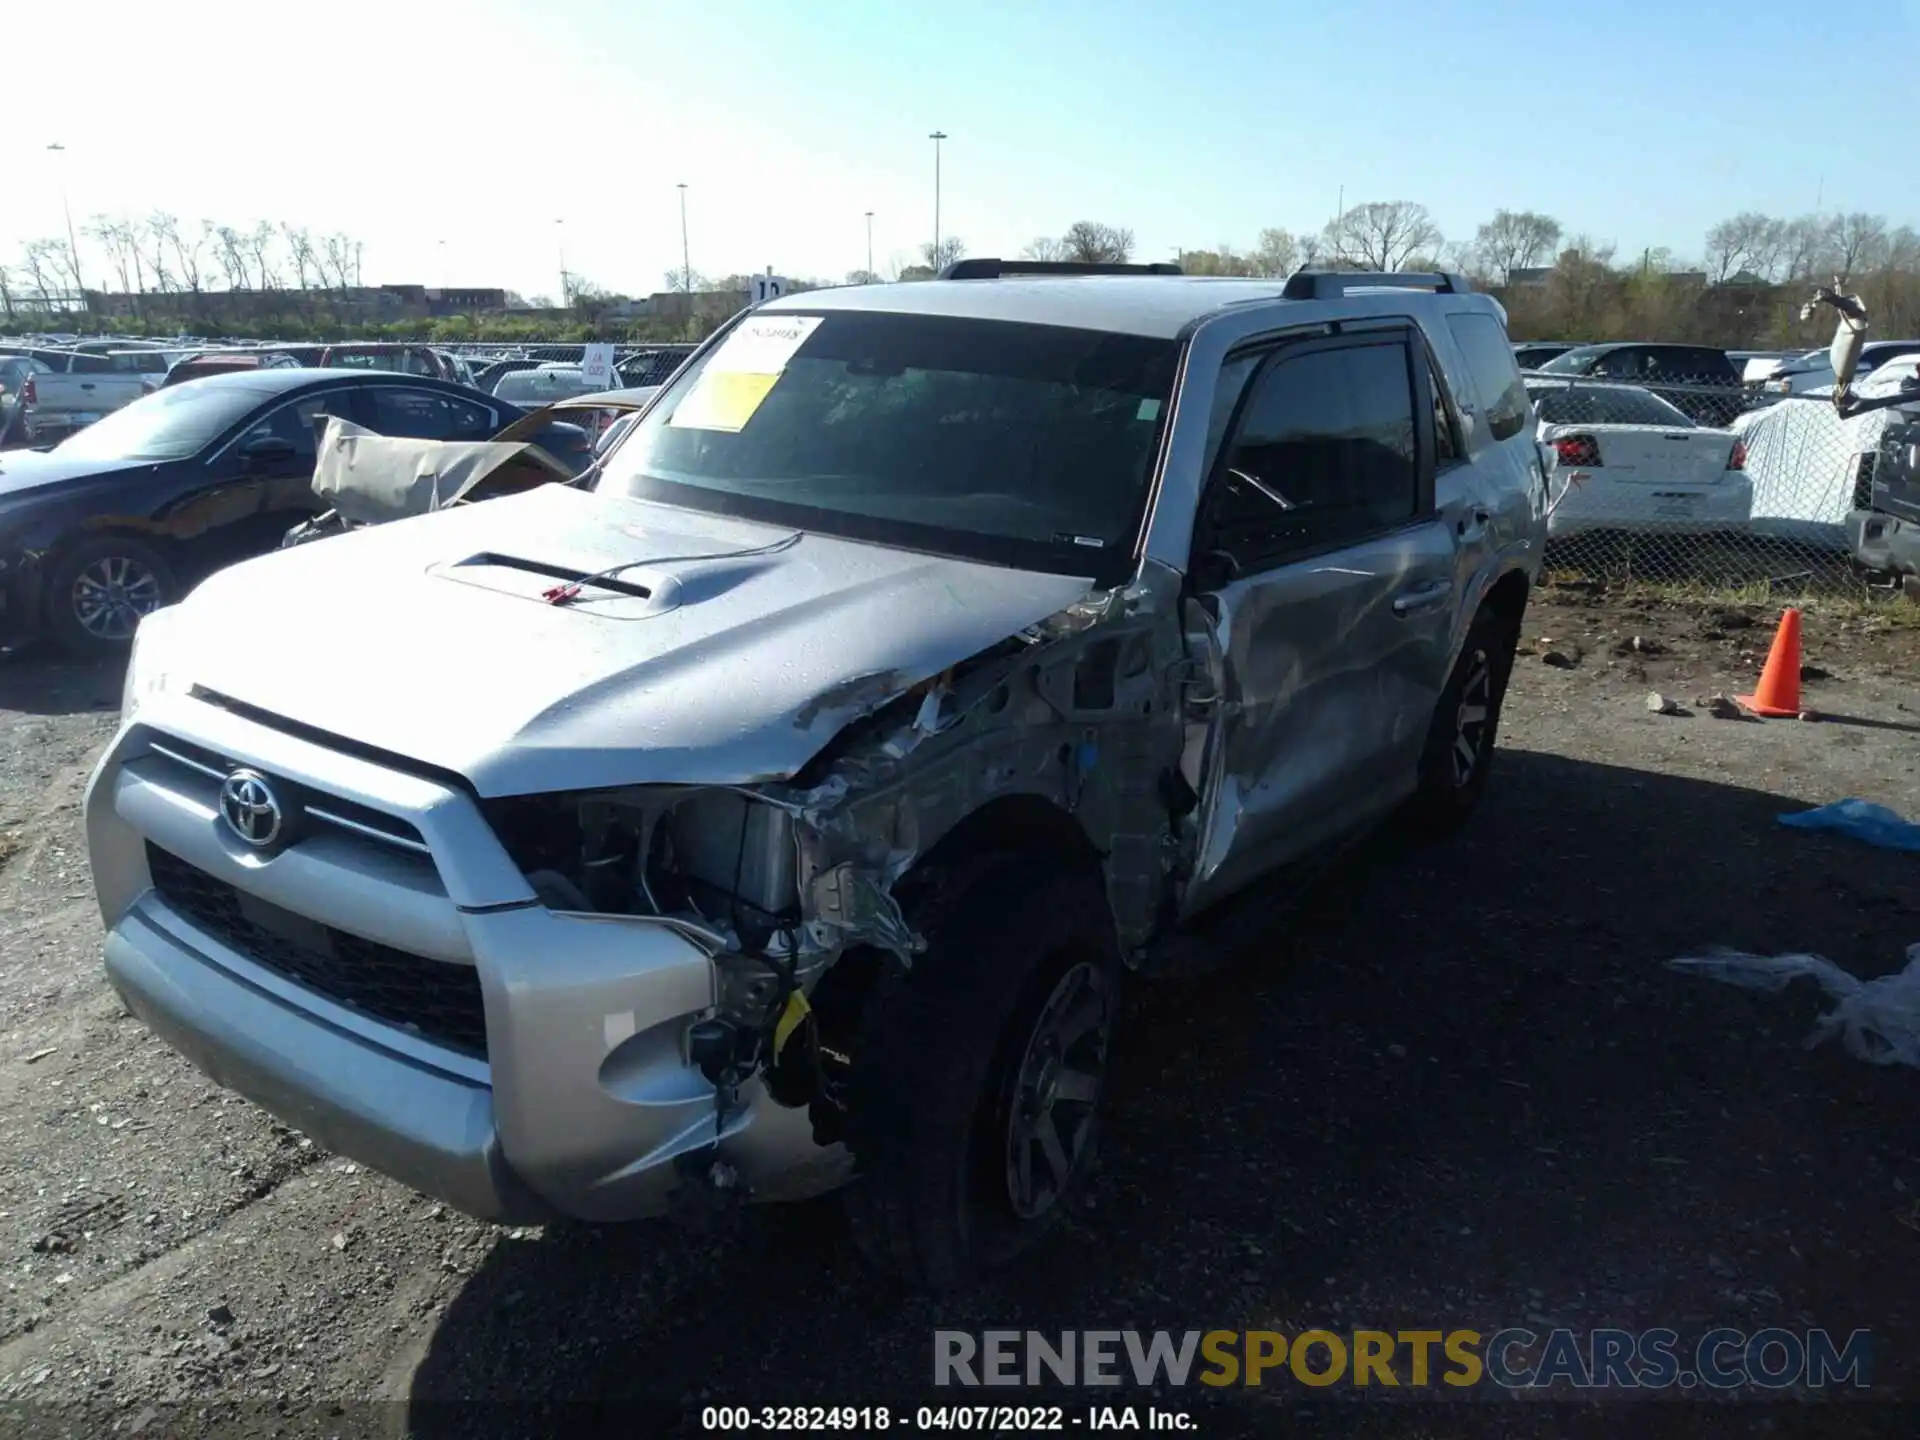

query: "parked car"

left=1754, top=340, right=1920, bottom=398
left=1535, top=343, right=1748, bottom=426
left=0, top=369, right=592, bottom=656
left=1848, top=415, right=1920, bottom=595
left=1735, top=349, right=1809, bottom=386
left=162, top=351, right=304, bottom=387
left=473, top=357, right=545, bottom=393
left=0, top=356, right=52, bottom=447
left=83, top=263, right=1544, bottom=1286
left=1729, top=357, right=1920, bottom=545
left=277, top=391, right=640, bottom=547
left=1526, top=378, right=1750, bottom=538
left=491, top=363, right=616, bottom=406
left=1512, top=341, right=1584, bottom=370
left=1, top=362, right=155, bottom=446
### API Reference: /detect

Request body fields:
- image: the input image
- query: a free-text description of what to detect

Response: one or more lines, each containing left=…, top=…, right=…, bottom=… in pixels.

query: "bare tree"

left=1702, top=212, right=1786, bottom=283
left=212, top=226, right=251, bottom=290
left=919, top=236, right=966, bottom=271
left=0, top=265, right=13, bottom=322
left=843, top=269, right=882, bottom=286
left=1829, top=212, right=1888, bottom=281
left=1774, top=214, right=1833, bottom=284
left=21, top=241, right=61, bottom=306
left=1059, top=221, right=1134, bottom=263
left=86, top=215, right=141, bottom=298
left=1470, top=209, right=1562, bottom=285
left=1246, top=227, right=1299, bottom=277
left=320, top=234, right=356, bottom=291
left=662, top=265, right=709, bottom=294
left=41, top=233, right=83, bottom=296
left=1020, top=235, right=1069, bottom=262
left=282, top=225, right=318, bottom=291
left=1324, top=200, right=1443, bottom=271
left=248, top=221, right=281, bottom=289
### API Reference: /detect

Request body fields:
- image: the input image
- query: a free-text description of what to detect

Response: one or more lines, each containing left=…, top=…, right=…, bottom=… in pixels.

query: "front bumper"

left=1847, top=507, right=1920, bottom=577
left=84, top=692, right=840, bottom=1224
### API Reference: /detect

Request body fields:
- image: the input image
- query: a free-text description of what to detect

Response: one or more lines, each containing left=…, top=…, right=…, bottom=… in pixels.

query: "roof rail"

left=938, top=258, right=1184, bottom=280
left=1280, top=269, right=1470, bottom=300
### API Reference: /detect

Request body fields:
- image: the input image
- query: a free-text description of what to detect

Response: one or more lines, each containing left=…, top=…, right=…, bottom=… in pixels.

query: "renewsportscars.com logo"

left=933, top=1328, right=1872, bottom=1391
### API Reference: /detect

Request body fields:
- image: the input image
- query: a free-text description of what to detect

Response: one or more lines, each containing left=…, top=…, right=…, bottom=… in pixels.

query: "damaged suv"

left=85, top=262, right=1545, bottom=1286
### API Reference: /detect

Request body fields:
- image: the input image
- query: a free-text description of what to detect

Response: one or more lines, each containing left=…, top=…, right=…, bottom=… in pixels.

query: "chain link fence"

left=1521, top=364, right=1920, bottom=597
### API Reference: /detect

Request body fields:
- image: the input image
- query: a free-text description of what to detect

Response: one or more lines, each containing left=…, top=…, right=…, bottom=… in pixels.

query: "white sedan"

left=1526, top=379, right=1753, bottom=538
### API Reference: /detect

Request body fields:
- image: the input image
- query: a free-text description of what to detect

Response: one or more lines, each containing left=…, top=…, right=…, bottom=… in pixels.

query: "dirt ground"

left=0, top=582, right=1915, bottom=1438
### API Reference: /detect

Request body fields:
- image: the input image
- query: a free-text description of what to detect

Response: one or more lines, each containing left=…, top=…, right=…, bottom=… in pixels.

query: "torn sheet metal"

left=310, top=416, right=570, bottom=525
left=804, top=862, right=922, bottom=962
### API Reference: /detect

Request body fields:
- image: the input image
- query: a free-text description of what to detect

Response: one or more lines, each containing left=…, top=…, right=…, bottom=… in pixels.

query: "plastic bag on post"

left=1667, top=944, right=1920, bottom=1068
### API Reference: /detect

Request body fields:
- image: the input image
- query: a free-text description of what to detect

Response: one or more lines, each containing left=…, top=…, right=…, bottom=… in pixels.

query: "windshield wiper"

left=541, top=530, right=805, bottom=606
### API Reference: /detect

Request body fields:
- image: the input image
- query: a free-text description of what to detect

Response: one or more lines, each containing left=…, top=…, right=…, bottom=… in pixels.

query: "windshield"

left=1536, top=349, right=1599, bottom=375
left=1526, top=384, right=1693, bottom=428
left=596, top=309, right=1179, bottom=580
left=52, top=381, right=273, bottom=461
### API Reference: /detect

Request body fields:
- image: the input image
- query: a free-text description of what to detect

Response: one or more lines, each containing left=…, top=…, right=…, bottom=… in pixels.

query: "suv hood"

left=163, top=484, right=1097, bottom=796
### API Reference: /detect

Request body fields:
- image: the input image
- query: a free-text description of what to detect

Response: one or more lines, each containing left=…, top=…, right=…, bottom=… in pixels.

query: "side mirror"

left=240, top=434, right=298, bottom=466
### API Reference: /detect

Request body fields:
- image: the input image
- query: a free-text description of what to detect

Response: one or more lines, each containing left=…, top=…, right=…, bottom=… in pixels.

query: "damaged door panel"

left=1177, top=328, right=1457, bottom=918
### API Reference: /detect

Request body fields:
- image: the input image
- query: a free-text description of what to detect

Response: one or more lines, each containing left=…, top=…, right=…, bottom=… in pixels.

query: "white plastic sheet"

left=1668, top=944, right=1920, bottom=1068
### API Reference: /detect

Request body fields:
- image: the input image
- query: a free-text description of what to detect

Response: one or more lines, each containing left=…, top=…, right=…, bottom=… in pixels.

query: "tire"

left=1405, top=604, right=1520, bottom=836
left=841, top=852, right=1123, bottom=1290
left=44, top=535, right=176, bottom=659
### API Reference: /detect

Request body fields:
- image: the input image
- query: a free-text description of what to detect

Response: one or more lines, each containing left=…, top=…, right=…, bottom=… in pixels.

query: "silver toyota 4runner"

left=85, top=262, right=1546, bottom=1287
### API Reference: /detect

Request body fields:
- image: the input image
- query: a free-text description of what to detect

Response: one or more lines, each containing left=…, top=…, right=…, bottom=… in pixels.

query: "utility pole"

left=865, top=211, right=874, bottom=275
left=677, top=183, right=691, bottom=297
left=929, top=131, right=948, bottom=270
left=46, top=143, right=87, bottom=313
left=555, top=218, right=567, bottom=305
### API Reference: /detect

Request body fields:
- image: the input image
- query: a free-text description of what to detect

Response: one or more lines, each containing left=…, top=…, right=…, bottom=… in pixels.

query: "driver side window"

left=1198, top=338, right=1421, bottom=572
left=236, top=393, right=355, bottom=459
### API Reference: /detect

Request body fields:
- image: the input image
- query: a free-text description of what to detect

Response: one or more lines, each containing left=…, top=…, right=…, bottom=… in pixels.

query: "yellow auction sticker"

left=670, top=315, right=822, bottom=433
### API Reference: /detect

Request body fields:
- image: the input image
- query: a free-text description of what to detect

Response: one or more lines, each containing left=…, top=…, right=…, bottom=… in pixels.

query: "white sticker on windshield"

left=671, top=315, right=823, bottom=432
left=1136, top=397, right=1162, bottom=422
left=706, top=315, right=822, bottom=376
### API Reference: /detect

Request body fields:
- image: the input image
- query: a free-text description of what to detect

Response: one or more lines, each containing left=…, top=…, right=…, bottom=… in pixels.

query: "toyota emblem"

left=218, top=769, right=285, bottom=848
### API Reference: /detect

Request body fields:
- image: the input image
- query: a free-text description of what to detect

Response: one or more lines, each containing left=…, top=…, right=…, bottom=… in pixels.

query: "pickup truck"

left=8, top=365, right=154, bottom=445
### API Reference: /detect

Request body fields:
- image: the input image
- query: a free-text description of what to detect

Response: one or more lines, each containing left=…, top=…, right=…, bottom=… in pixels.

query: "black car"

left=0, top=368, right=592, bottom=657
left=1511, top=341, right=1584, bottom=370
left=1535, top=343, right=1747, bottom=426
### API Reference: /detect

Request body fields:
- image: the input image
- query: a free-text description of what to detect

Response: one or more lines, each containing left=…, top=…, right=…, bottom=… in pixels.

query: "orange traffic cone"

left=1737, top=607, right=1804, bottom=718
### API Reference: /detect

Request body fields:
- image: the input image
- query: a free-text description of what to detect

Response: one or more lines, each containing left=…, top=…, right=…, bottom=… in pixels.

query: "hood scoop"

left=428, top=552, right=683, bottom=619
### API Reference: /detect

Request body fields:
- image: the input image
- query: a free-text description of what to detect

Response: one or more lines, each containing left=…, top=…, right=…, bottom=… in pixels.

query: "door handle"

left=1392, top=581, right=1451, bottom=617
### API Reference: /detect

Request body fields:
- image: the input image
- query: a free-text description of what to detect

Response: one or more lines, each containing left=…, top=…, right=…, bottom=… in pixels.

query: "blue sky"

left=10, top=0, right=1920, bottom=300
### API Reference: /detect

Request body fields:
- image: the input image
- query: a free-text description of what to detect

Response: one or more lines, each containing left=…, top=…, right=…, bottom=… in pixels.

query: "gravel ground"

left=0, top=583, right=1916, bottom=1437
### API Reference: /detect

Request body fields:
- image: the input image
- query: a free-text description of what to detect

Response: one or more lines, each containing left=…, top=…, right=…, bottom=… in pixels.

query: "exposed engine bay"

left=477, top=576, right=1193, bottom=1144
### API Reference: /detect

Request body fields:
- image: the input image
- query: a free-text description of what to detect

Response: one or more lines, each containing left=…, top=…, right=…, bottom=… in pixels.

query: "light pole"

left=928, top=131, right=948, bottom=270
left=555, top=218, right=567, bottom=304
left=677, top=183, right=691, bottom=298
left=46, top=143, right=87, bottom=310
left=865, top=211, right=874, bottom=276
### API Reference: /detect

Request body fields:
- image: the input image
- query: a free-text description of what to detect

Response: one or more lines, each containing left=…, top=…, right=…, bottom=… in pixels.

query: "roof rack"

left=938, top=258, right=1184, bottom=280
left=1280, top=269, right=1470, bottom=300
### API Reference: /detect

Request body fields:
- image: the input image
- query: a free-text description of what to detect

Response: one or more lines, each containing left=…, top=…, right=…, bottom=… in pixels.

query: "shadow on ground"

left=406, top=750, right=1920, bottom=1435
left=0, top=646, right=125, bottom=718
